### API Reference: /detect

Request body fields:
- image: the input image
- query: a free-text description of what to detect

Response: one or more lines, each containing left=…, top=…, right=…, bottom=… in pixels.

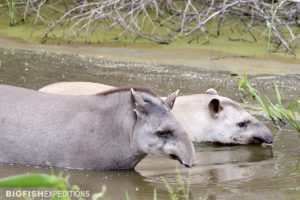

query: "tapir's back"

left=0, top=85, right=135, bottom=170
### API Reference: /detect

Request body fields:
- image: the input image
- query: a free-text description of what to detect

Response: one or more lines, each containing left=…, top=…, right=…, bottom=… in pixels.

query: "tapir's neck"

left=172, top=94, right=219, bottom=142
left=97, top=91, right=148, bottom=169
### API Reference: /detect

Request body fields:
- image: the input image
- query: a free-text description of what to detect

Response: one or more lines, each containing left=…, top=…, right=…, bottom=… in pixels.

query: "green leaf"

left=153, top=188, right=157, bottom=200
left=296, top=100, right=300, bottom=113
left=275, top=84, right=282, bottom=107
left=0, top=174, right=64, bottom=187
left=162, top=177, right=178, bottom=200
left=238, top=74, right=247, bottom=88
left=92, top=185, right=106, bottom=200
left=125, top=191, right=130, bottom=200
left=288, top=100, right=296, bottom=119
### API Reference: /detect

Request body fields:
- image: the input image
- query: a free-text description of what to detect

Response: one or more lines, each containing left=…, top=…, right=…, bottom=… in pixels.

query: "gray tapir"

left=40, top=82, right=274, bottom=144
left=0, top=84, right=195, bottom=170
left=174, top=89, right=273, bottom=144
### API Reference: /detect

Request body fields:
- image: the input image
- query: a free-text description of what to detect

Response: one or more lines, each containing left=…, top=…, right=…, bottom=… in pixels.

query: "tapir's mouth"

left=252, top=137, right=265, bottom=144
left=169, top=154, right=191, bottom=168
left=252, top=136, right=273, bottom=144
left=170, top=154, right=180, bottom=161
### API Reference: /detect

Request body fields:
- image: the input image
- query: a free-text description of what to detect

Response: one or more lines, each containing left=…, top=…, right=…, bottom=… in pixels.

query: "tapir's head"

left=206, top=89, right=273, bottom=144
left=131, top=89, right=195, bottom=167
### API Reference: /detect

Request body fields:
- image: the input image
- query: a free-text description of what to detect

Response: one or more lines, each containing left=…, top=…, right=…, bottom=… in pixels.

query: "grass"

left=0, top=166, right=193, bottom=200
left=123, top=166, right=192, bottom=200
left=34, top=0, right=46, bottom=25
left=5, top=0, right=17, bottom=26
left=0, top=171, right=106, bottom=200
left=22, top=0, right=30, bottom=22
left=0, top=2, right=300, bottom=59
left=238, top=74, right=300, bottom=132
left=161, top=168, right=191, bottom=200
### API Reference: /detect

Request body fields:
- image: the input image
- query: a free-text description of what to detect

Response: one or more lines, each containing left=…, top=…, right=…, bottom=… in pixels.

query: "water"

left=0, top=47, right=300, bottom=199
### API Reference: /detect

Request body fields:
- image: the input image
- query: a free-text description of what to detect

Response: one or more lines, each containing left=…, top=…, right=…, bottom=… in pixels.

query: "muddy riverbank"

left=0, top=35, right=300, bottom=75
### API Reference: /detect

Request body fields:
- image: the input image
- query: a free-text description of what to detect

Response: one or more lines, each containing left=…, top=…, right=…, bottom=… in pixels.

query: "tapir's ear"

left=208, top=98, right=222, bottom=118
left=205, top=88, right=218, bottom=95
left=165, top=90, right=179, bottom=109
left=131, top=88, right=148, bottom=116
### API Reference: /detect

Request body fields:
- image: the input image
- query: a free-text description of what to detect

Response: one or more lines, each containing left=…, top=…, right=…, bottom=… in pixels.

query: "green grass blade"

left=92, top=185, right=106, bottom=200
left=238, top=75, right=299, bottom=132
left=23, top=0, right=30, bottom=22
left=125, top=191, right=130, bottom=200
left=268, top=100, right=282, bottom=114
left=288, top=100, right=296, bottom=119
left=275, top=84, right=282, bottom=107
left=153, top=188, right=157, bottom=200
left=162, top=177, right=178, bottom=200
left=176, top=168, right=185, bottom=195
left=0, top=174, right=64, bottom=187
left=296, top=100, right=300, bottom=113
left=34, top=0, right=46, bottom=25
left=238, top=74, right=247, bottom=89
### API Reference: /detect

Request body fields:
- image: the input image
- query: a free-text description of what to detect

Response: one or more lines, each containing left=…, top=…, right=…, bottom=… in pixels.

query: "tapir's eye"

left=237, top=120, right=250, bottom=128
left=156, top=130, right=173, bottom=139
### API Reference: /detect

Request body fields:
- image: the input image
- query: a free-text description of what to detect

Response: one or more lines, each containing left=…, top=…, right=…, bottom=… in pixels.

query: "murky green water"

left=0, top=47, right=300, bottom=199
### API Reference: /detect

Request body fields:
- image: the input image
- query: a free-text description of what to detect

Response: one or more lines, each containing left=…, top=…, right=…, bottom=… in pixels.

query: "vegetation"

left=5, top=0, right=17, bottom=26
left=0, top=171, right=106, bottom=200
left=0, top=0, right=300, bottom=55
left=0, top=167, right=192, bottom=200
left=238, top=74, right=300, bottom=132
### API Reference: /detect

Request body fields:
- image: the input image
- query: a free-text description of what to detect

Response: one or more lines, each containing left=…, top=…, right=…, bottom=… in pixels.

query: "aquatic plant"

left=161, top=168, right=191, bottom=200
left=0, top=171, right=106, bottom=200
left=6, top=0, right=17, bottom=26
left=1, top=0, right=299, bottom=53
left=124, top=167, right=192, bottom=200
left=33, top=0, right=46, bottom=25
left=22, top=0, right=30, bottom=22
left=238, top=74, right=300, bottom=132
left=125, top=188, right=158, bottom=200
left=0, top=165, right=195, bottom=200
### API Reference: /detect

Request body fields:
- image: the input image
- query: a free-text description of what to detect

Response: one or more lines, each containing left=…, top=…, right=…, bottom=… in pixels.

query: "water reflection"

left=137, top=144, right=273, bottom=182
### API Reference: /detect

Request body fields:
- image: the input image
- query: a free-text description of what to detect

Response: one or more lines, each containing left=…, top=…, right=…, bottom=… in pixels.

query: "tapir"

left=0, top=84, right=195, bottom=170
left=39, top=82, right=274, bottom=144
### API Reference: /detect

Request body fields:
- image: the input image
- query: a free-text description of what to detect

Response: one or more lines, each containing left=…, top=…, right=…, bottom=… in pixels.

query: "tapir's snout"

left=169, top=134, right=195, bottom=168
left=170, top=153, right=194, bottom=168
left=252, top=135, right=273, bottom=144
left=252, top=125, right=274, bottom=144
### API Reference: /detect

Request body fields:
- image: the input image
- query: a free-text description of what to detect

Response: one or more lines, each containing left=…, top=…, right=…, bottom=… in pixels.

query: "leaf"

left=296, top=100, right=300, bottom=113
left=238, top=74, right=247, bottom=89
left=153, top=188, right=157, bottom=200
left=288, top=100, right=296, bottom=119
left=275, top=84, right=282, bottom=107
left=125, top=191, right=130, bottom=200
left=0, top=174, right=64, bottom=187
left=162, top=177, right=178, bottom=200
left=92, top=186, right=106, bottom=200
